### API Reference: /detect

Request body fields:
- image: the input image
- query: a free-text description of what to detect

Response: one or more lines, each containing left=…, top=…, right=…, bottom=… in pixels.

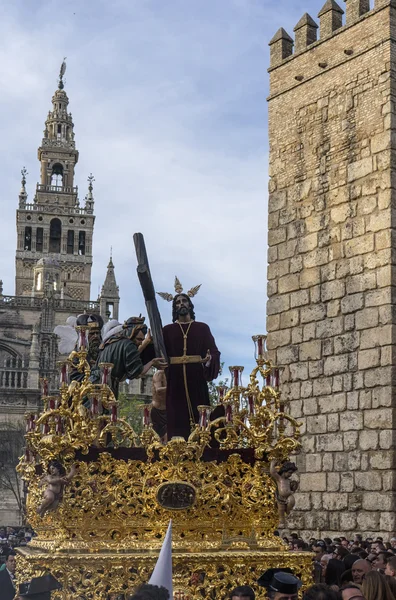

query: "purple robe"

left=163, top=321, right=220, bottom=440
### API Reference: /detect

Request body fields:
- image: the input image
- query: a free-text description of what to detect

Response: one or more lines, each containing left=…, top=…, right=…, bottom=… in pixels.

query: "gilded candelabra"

left=16, top=331, right=311, bottom=599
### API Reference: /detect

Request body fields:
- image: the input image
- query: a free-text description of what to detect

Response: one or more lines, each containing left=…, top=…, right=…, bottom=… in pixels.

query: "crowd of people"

left=287, top=532, right=396, bottom=599
left=2, top=526, right=396, bottom=598
left=0, top=526, right=33, bottom=564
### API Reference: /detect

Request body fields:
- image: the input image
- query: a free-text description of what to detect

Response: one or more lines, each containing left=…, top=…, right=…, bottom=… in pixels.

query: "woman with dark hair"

left=325, top=559, right=346, bottom=589
left=303, top=584, right=342, bottom=599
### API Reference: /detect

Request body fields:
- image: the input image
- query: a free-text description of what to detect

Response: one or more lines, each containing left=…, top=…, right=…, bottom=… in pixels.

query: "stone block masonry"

left=267, top=0, right=396, bottom=538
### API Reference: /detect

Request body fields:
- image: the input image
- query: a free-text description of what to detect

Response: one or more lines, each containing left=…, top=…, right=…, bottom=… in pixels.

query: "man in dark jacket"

left=0, top=551, right=17, bottom=600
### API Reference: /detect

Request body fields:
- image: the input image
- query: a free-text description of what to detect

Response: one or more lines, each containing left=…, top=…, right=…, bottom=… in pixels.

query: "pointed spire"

left=318, top=0, right=344, bottom=37
left=294, top=13, right=318, bottom=52
left=85, top=173, right=95, bottom=212
left=19, top=167, right=28, bottom=207
left=269, top=28, right=294, bottom=67
left=344, top=0, right=370, bottom=25
left=99, top=253, right=120, bottom=321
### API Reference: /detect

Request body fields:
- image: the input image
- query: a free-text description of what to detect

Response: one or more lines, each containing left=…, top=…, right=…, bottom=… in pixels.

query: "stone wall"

left=267, top=0, right=396, bottom=537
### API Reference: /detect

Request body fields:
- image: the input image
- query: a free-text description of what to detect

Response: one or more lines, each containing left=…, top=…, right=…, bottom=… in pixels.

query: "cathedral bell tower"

left=15, top=61, right=95, bottom=301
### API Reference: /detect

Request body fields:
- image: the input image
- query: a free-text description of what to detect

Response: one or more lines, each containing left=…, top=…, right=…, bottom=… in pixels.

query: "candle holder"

left=216, top=385, right=228, bottom=402
left=40, top=378, right=49, bottom=398
left=229, top=366, right=244, bottom=388
left=57, top=361, right=70, bottom=388
left=76, top=326, right=89, bottom=351
left=139, top=403, right=153, bottom=428
left=110, top=403, right=118, bottom=423
left=99, top=363, right=114, bottom=387
left=197, top=405, right=212, bottom=429
left=224, top=401, right=233, bottom=425
left=46, top=396, right=58, bottom=411
left=247, top=394, right=255, bottom=416
left=252, top=335, right=267, bottom=364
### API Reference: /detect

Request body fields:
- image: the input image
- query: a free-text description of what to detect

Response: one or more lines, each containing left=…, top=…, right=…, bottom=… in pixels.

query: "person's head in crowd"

left=390, top=538, right=396, bottom=550
left=0, top=527, right=5, bottom=538
left=384, top=575, right=396, bottom=597
left=385, top=555, right=396, bottom=577
left=341, top=540, right=350, bottom=550
left=302, top=584, right=342, bottom=599
left=324, top=538, right=333, bottom=547
left=230, top=585, right=255, bottom=600
left=335, top=547, right=350, bottom=560
left=258, top=569, right=302, bottom=600
left=340, top=570, right=353, bottom=587
left=5, top=551, right=16, bottom=574
left=351, top=560, right=371, bottom=585
left=290, top=533, right=298, bottom=540
left=356, top=551, right=368, bottom=561
left=372, top=552, right=389, bottom=573
left=361, top=570, right=394, bottom=600
left=129, top=584, right=169, bottom=600
left=343, top=555, right=360, bottom=571
left=321, top=554, right=334, bottom=578
left=354, top=535, right=363, bottom=545
left=314, top=544, right=325, bottom=562
left=334, top=538, right=342, bottom=544
left=325, top=559, right=346, bottom=588
left=371, top=541, right=385, bottom=554
left=340, top=584, right=365, bottom=600
left=293, top=539, right=305, bottom=552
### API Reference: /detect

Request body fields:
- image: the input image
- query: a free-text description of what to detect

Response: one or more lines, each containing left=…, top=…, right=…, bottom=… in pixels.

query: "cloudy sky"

left=0, top=0, right=324, bottom=379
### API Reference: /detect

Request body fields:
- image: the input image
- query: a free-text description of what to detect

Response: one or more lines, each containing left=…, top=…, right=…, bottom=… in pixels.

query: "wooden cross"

left=133, top=232, right=168, bottom=362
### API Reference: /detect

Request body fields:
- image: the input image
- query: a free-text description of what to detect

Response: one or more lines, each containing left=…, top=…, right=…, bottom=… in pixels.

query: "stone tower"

left=267, top=0, right=396, bottom=537
left=15, top=64, right=95, bottom=301
left=99, top=253, right=120, bottom=320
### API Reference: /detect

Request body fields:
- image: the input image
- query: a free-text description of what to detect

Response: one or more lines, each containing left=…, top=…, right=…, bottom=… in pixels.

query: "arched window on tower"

left=24, top=226, right=32, bottom=251
left=36, top=227, right=43, bottom=252
left=51, top=163, right=63, bottom=187
left=78, top=231, right=86, bottom=255
left=49, top=218, right=62, bottom=253
left=36, top=272, right=42, bottom=291
left=67, top=230, right=74, bottom=254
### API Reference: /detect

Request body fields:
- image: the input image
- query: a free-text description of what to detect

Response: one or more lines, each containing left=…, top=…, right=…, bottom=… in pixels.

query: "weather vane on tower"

left=58, top=57, right=67, bottom=90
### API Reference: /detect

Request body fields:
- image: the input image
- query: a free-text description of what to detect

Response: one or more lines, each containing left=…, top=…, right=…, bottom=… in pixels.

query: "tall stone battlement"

left=269, top=0, right=393, bottom=97
left=266, top=0, right=396, bottom=537
left=270, top=0, right=389, bottom=69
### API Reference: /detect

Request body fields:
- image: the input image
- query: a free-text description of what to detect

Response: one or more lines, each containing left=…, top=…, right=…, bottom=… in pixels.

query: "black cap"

left=19, top=574, right=62, bottom=599
left=76, top=313, right=104, bottom=330
left=257, top=569, right=302, bottom=594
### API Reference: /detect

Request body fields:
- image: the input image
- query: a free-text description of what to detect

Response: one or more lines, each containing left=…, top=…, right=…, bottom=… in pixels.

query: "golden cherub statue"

left=37, top=460, right=77, bottom=517
left=270, top=459, right=298, bottom=527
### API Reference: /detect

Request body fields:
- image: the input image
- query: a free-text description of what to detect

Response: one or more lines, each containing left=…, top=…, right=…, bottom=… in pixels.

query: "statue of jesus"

left=160, top=284, right=220, bottom=440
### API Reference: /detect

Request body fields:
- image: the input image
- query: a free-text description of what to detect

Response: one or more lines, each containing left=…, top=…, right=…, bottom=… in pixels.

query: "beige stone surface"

left=267, top=0, right=396, bottom=536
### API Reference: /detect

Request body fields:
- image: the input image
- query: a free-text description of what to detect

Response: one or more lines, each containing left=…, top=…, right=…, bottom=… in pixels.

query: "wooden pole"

left=133, top=233, right=168, bottom=362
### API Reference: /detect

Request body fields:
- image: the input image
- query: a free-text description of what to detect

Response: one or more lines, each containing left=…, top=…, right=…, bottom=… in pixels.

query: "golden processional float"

left=16, top=332, right=312, bottom=599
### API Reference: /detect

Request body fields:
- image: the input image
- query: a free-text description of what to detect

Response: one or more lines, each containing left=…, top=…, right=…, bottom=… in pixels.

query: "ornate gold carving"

left=16, top=334, right=308, bottom=598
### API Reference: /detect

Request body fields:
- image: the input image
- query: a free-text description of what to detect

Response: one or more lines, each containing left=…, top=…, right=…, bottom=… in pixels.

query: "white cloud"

left=0, top=0, right=321, bottom=376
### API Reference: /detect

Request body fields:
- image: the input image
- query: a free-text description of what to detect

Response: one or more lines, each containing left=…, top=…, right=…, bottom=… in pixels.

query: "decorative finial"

left=21, top=167, right=28, bottom=189
left=58, top=57, right=67, bottom=90
left=88, top=173, right=95, bottom=193
left=110, top=246, right=112, bottom=260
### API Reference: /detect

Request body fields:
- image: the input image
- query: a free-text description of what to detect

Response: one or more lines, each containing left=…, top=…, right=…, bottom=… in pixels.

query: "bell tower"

left=15, top=61, right=95, bottom=301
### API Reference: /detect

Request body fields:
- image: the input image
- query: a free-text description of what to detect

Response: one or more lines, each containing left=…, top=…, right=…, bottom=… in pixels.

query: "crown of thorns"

left=157, top=276, right=201, bottom=302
